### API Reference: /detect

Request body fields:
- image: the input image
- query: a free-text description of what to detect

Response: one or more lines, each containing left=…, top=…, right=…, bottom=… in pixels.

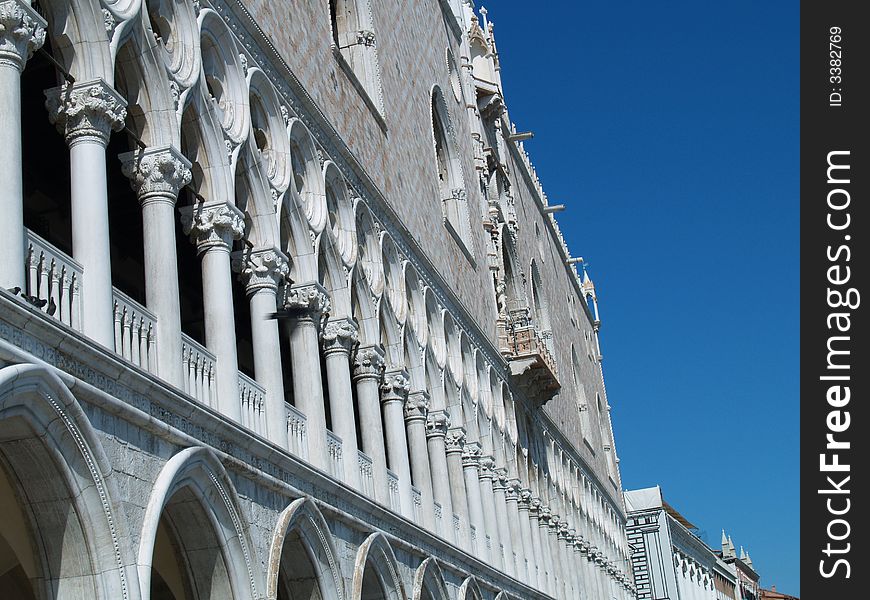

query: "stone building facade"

left=0, top=0, right=634, bottom=598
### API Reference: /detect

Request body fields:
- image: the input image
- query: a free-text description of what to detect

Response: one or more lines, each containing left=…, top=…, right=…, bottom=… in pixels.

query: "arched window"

left=431, top=88, right=472, bottom=250
left=329, top=0, right=384, bottom=112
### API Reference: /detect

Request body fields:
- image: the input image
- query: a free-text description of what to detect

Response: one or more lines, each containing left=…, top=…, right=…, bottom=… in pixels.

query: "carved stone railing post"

left=283, top=282, right=331, bottom=470
left=45, top=79, right=127, bottom=347
left=232, top=247, right=290, bottom=446
left=321, top=316, right=360, bottom=488
left=0, top=0, right=45, bottom=290
left=404, top=390, right=435, bottom=529
left=381, top=369, right=414, bottom=517
left=179, top=201, right=245, bottom=421
left=353, top=344, right=387, bottom=504
left=120, top=146, right=191, bottom=385
left=425, top=409, right=454, bottom=541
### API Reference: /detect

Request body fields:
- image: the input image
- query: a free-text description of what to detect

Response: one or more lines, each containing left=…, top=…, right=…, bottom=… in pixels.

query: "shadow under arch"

left=412, top=557, right=449, bottom=600
left=265, top=497, right=345, bottom=600
left=0, top=363, right=133, bottom=600
left=351, top=533, right=407, bottom=600
left=137, top=446, right=259, bottom=600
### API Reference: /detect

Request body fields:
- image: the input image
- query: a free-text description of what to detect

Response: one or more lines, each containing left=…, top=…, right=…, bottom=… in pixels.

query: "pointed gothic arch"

left=411, top=557, right=449, bottom=600
left=351, top=533, right=406, bottom=600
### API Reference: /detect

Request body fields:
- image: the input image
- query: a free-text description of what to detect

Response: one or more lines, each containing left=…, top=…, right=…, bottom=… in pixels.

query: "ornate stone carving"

left=356, top=29, right=376, bottom=47
left=425, top=409, right=450, bottom=439
left=517, top=487, right=533, bottom=511
left=538, top=504, right=552, bottom=526
left=445, top=426, right=466, bottom=454
left=232, top=247, right=290, bottom=293
left=461, top=441, right=482, bottom=468
left=284, top=282, right=331, bottom=321
left=491, top=467, right=508, bottom=490
left=45, top=79, right=127, bottom=146
left=179, top=201, right=245, bottom=253
left=380, top=369, right=409, bottom=404
left=120, top=146, right=192, bottom=202
left=352, top=344, right=384, bottom=381
left=478, top=454, right=495, bottom=480
left=403, top=390, right=429, bottom=423
left=102, top=8, right=116, bottom=36
left=0, top=0, right=45, bottom=70
left=320, top=317, right=358, bottom=356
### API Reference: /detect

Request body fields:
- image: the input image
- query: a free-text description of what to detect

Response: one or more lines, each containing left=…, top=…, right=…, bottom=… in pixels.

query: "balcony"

left=499, top=316, right=560, bottom=407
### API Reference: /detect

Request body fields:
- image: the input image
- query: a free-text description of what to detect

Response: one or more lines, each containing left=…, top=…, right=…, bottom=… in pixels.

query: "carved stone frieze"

left=45, top=79, right=127, bottom=146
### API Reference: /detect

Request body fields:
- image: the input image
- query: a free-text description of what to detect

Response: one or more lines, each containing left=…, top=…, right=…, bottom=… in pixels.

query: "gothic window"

left=431, top=88, right=473, bottom=251
left=329, top=0, right=384, bottom=113
left=572, top=347, right=593, bottom=445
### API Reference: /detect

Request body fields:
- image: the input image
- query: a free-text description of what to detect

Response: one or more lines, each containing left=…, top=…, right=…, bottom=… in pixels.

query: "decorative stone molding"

left=529, top=496, right=542, bottom=519
left=517, top=487, right=533, bottom=511
left=380, top=369, right=410, bottom=405
left=45, top=79, right=127, bottom=146
left=352, top=344, right=385, bottom=382
left=425, top=409, right=450, bottom=439
left=119, top=146, right=192, bottom=204
left=283, top=282, right=331, bottom=324
left=478, top=454, right=495, bottom=481
left=232, top=247, right=290, bottom=294
left=320, top=317, right=358, bottom=356
left=491, top=467, right=508, bottom=490
left=461, top=441, right=482, bottom=468
left=0, top=0, right=45, bottom=70
left=179, top=201, right=245, bottom=254
left=538, top=505, right=552, bottom=527
left=403, top=390, right=429, bottom=423
left=445, top=426, right=466, bottom=455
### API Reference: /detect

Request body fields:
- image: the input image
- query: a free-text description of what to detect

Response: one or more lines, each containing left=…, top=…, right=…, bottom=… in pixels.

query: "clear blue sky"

left=482, top=1, right=799, bottom=596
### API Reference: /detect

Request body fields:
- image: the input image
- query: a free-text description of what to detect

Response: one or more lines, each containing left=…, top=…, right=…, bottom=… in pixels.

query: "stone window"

left=431, top=88, right=473, bottom=252
left=329, top=0, right=384, bottom=114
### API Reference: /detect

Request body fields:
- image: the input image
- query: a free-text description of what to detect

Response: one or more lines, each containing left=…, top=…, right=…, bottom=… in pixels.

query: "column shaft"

left=354, top=344, right=387, bottom=504
left=322, top=318, right=359, bottom=488
left=381, top=370, right=413, bottom=518
left=405, top=392, right=435, bottom=530
left=426, top=410, right=454, bottom=542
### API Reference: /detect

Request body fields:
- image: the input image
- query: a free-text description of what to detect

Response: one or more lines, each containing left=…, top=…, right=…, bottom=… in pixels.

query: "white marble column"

left=284, top=282, right=331, bottom=470
left=462, top=442, right=488, bottom=561
left=446, top=426, right=471, bottom=550
left=180, top=201, right=244, bottom=421
left=381, top=370, right=414, bottom=518
left=120, top=146, right=191, bottom=386
left=353, top=344, right=387, bottom=504
left=0, top=0, right=44, bottom=290
left=321, top=317, right=359, bottom=488
left=405, top=390, right=435, bottom=530
left=233, top=247, right=290, bottom=446
left=517, top=487, right=539, bottom=588
left=477, top=455, right=502, bottom=570
left=491, top=469, right=514, bottom=577
left=425, top=410, right=454, bottom=541
left=46, top=79, right=127, bottom=347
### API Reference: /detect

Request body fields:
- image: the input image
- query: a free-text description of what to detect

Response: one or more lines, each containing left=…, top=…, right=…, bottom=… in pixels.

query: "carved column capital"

left=120, top=146, right=192, bottom=204
left=320, top=317, right=358, bottom=356
left=180, top=201, right=245, bottom=254
left=283, top=281, right=331, bottom=323
left=445, top=426, right=466, bottom=455
left=425, top=409, right=450, bottom=439
left=477, top=454, right=495, bottom=480
left=404, top=390, right=430, bottom=423
left=491, top=467, right=508, bottom=490
left=538, top=505, right=552, bottom=526
left=232, top=247, right=290, bottom=294
left=0, top=0, right=45, bottom=71
left=461, top=441, right=482, bottom=468
left=529, top=497, right=542, bottom=518
left=380, top=369, right=410, bottom=404
left=352, top=344, right=385, bottom=382
left=517, top=487, right=533, bottom=510
left=45, top=79, right=127, bottom=146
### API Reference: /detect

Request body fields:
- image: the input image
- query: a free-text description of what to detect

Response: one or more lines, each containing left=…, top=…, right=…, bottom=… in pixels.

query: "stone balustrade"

left=181, top=334, right=217, bottom=409
left=23, top=229, right=82, bottom=330
left=112, top=287, right=157, bottom=373
left=238, top=371, right=267, bottom=436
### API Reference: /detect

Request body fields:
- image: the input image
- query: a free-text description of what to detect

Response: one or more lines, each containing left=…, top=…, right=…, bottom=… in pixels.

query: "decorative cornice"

left=425, top=409, right=450, bottom=439
left=404, top=390, right=430, bottom=423
left=461, top=441, right=482, bottom=469
left=283, top=282, right=331, bottom=323
left=120, top=146, right=192, bottom=203
left=352, top=344, right=385, bottom=382
left=179, top=201, right=245, bottom=254
left=320, top=317, right=358, bottom=356
left=0, top=0, right=45, bottom=70
left=380, top=369, right=410, bottom=405
left=232, top=247, right=290, bottom=294
left=445, top=426, right=467, bottom=454
left=45, top=79, right=127, bottom=146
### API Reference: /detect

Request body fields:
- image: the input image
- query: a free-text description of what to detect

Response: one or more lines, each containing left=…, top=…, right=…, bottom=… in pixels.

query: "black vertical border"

left=801, top=2, right=868, bottom=597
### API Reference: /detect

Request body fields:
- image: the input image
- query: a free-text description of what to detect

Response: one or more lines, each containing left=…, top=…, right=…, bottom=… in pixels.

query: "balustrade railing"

left=181, top=334, right=216, bottom=408
left=112, top=288, right=157, bottom=373
left=412, top=485, right=422, bottom=525
left=239, top=372, right=266, bottom=436
left=23, top=229, right=82, bottom=330
left=358, top=451, right=374, bottom=497
left=326, top=430, right=344, bottom=480
left=387, top=469, right=400, bottom=512
left=434, top=502, right=443, bottom=538
left=286, top=402, right=308, bottom=460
